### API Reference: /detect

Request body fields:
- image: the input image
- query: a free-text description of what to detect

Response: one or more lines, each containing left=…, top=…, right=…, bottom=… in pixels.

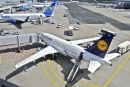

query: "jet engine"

left=10, top=19, right=16, bottom=23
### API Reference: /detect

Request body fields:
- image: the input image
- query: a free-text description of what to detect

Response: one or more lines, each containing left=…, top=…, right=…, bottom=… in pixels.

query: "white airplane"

left=32, top=0, right=60, bottom=11
left=0, top=1, right=56, bottom=29
left=32, top=4, right=50, bottom=8
left=15, top=32, right=120, bottom=82
left=94, top=0, right=115, bottom=8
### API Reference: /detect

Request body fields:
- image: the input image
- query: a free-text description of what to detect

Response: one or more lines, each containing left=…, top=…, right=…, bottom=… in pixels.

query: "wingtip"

left=15, top=64, right=19, bottom=69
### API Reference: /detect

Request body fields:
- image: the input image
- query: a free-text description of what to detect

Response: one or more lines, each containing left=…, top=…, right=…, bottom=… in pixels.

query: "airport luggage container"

left=117, top=41, right=130, bottom=54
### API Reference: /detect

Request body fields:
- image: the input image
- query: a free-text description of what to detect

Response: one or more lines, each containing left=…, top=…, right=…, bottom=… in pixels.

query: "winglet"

left=43, top=1, right=56, bottom=17
left=86, top=32, right=115, bottom=58
left=25, top=16, right=29, bottom=22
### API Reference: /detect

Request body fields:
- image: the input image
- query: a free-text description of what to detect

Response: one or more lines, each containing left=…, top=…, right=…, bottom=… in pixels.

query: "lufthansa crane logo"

left=97, top=40, right=108, bottom=51
left=49, top=7, right=52, bottom=10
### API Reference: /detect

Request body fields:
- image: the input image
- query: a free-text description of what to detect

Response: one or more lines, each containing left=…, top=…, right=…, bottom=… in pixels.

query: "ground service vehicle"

left=68, top=26, right=74, bottom=36
left=117, top=41, right=130, bottom=54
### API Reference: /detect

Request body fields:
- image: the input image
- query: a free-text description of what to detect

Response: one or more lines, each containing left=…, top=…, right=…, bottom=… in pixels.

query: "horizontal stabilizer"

left=70, top=37, right=100, bottom=45
left=104, top=53, right=121, bottom=61
left=88, top=60, right=101, bottom=73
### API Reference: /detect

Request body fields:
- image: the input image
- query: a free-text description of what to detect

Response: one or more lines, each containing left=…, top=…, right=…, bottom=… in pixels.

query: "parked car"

left=57, top=24, right=63, bottom=28
left=74, top=27, right=79, bottom=30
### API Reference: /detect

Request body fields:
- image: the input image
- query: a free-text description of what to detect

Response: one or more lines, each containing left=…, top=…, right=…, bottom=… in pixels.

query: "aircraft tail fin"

left=86, top=32, right=115, bottom=58
left=56, top=0, right=60, bottom=5
left=36, top=7, right=40, bottom=13
left=43, top=1, right=56, bottom=17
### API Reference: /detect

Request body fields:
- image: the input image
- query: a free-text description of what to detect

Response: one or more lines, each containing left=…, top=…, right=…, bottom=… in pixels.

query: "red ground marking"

left=0, top=46, right=7, bottom=59
left=27, top=49, right=32, bottom=57
left=16, top=44, right=26, bottom=58
left=2, top=45, right=17, bottom=59
left=3, top=45, right=17, bottom=59
left=23, top=48, right=30, bottom=57
left=4, top=52, right=14, bottom=59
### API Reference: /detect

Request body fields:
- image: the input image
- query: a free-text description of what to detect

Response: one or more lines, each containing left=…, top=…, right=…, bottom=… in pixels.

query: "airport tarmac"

left=0, top=2, right=130, bottom=87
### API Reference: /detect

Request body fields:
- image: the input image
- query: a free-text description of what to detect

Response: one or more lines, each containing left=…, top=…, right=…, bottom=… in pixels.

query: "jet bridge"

left=0, top=33, right=42, bottom=52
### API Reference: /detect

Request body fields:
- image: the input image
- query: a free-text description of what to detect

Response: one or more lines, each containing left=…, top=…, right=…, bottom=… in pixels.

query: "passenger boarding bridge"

left=0, top=32, right=43, bottom=52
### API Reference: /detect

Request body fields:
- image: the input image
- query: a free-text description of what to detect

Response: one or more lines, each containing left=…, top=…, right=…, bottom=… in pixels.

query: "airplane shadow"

left=54, top=54, right=91, bottom=87
left=8, top=23, right=22, bottom=29
left=5, top=52, right=91, bottom=87
left=97, top=32, right=103, bottom=35
left=0, top=78, right=19, bottom=87
left=108, top=49, right=117, bottom=54
left=43, top=19, right=50, bottom=24
left=5, top=55, right=52, bottom=80
left=64, top=30, right=69, bottom=36
left=0, top=43, right=45, bottom=54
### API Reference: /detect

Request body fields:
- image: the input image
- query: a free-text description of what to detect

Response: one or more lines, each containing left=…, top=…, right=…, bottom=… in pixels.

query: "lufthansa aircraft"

left=15, top=32, right=120, bottom=82
left=0, top=1, right=56, bottom=29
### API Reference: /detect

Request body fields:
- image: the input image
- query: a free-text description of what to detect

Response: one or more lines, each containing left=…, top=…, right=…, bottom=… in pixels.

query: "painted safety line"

left=104, top=55, right=130, bottom=87
left=7, top=45, right=18, bottom=59
left=24, top=49, right=29, bottom=57
left=19, top=51, right=24, bottom=58
left=28, top=48, right=34, bottom=56
left=31, top=48, right=36, bottom=55
left=58, top=58, right=100, bottom=87
left=21, top=49, right=27, bottom=58
left=0, top=55, right=2, bottom=64
left=48, top=60, right=72, bottom=87
left=4, top=52, right=14, bottom=59
left=27, top=49, right=32, bottom=57
left=0, top=47, right=7, bottom=60
left=42, top=61, right=60, bottom=87
left=0, top=46, right=5, bottom=59
left=13, top=52, right=20, bottom=59
left=3, top=45, right=17, bottom=59
left=19, top=44, right=27, bottom=58
left=2, top=52, right=12, bottom=59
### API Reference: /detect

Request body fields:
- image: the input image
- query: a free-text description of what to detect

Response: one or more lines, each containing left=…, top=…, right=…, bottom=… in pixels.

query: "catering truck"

left=117, top=41, right=130, bottom=54
left=68, top=26, right=74, bottom=36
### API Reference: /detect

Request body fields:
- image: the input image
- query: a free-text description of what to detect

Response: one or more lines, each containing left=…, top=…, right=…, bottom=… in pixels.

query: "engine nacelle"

left=10, top=19, right=16, bottom=23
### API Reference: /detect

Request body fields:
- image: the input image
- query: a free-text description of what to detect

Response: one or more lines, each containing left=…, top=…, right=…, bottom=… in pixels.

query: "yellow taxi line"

left=48, top=60, right=72, bottom=87
left=104, top=55, right=130, bottom=87
left=58, top=58, right=100, bottom=87
left=41, top=61, right=60, bottom=87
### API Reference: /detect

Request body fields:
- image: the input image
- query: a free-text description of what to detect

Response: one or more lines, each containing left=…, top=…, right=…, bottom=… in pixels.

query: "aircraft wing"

left=10, top=16, right=29, bottom=29
left=15, top=46, right=58, bottom=68
left=88, top=60, right=101, bottom=73
left=104, top=53, right=121, bottom=61
left=13, top=16, right=29, bottom=23
left=70, top=37, right=100, bottom=45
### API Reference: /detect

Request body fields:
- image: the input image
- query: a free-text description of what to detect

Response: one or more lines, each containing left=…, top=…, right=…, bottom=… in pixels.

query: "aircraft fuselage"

left=42, top=33, right=112, bottom=66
